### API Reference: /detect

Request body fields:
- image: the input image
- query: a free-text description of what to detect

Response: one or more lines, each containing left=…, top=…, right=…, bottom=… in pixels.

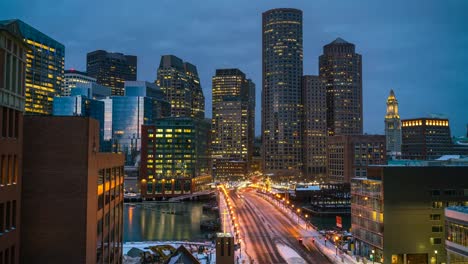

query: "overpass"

left=167, top=190, right=215, bottom=201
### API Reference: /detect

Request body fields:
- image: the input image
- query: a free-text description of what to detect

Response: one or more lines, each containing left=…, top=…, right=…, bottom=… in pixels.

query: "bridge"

left=167, top=190, right=215, bottom=202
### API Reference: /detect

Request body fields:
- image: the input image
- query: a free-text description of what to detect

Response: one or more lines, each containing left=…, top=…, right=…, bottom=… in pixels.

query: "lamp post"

left=371, top=249, right=375, bottom=264
left=434, top=250, right=438, bottom=264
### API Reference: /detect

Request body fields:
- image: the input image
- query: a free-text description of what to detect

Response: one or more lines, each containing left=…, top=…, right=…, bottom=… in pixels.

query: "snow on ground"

left=275, top=243, right=306, bottom=264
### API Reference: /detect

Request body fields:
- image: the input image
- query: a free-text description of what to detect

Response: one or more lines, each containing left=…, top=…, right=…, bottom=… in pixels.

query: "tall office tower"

left=302, top=75, right=327, bottom=180
left=211, top=69, right=255, bottom=181
left=384, top=89, right=402, bottom=158
left=401, top=118, right=453, bottom=160
left=86, top=50, right=137, bottom=96
left=156, top=55, right=205, bottom=119
left=0, top=19, right=65, bottom=115
left=22, top=116, right=124, bottom=263
left=62, top=69, right=96, bottom=96
left=140, top=117, right=212, bottom=200
left=327, top=135, right=386, bottom=183
left=319, top=38, right=362, bottom=136
left=0, top=22, right=27, bottom=264
left=104, top=81, right=170, bottom=165
left=262, top=8, right=303, bottom=180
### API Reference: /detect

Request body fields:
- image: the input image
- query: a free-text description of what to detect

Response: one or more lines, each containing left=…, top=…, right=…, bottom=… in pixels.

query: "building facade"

left=351, top=165, right=468, bottom=264
left=104, top=81, right=170, bottom=165
left=62, top=69, right=96, bottom=96
left=211, top=69, right=255, bottom=181
left=86, top=50, right=137, bottom=96
left=302, top=75, right=327, bottom=181
left=0, top=23, right=26, bottom=264
left=384, top=89, right=402, bottom=158
left=0, top=19, right=65, bottom=115
left=156, top=55, right=205, bottom=119
left=319, top=38, right=362, bottom=136
left=328, top=135, right=386, bottom=183
left=401, top=118, right=453, bottom=160
left=445, top=207, right=468, bottom=264
left=262, top=8, right=303, bottom=179
left=22, top=116, right=124, bottom=264
left=140, top=117, right=211, bottom=199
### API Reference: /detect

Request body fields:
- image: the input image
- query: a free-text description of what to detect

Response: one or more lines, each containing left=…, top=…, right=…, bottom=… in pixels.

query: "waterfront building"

left=156, top=55, right=205, bottom=119
left=319, top=38, right=362, bottom=136
left=262, top=8, right=303, bottom=179
left=87, top=50, right=137, bottom=96
left=401, top=118, right=453, bottom=160
left=211, top=69, right=255, bottom=181
left=140, top=117, right=211, bottom=199
left=105, top=81, right=170, bottom=164
left=62, top=69, right=96, bottom=96
left=302, top=75, right=327, bottom=181
left=0, top=22, right=27, bottom=264
left=384, top=89, right=402, bottom=159
left=351, top=162, right=468, bottom=264
left=327, top=135, right=386, bottom=183
left=445, top=207, right=468, bottom=263
left=0, top=19, right=65, bottom=115
left=22, top=116, right=124, bottom=264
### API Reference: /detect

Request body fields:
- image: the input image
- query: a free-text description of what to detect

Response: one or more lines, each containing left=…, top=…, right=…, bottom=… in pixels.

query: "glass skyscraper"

left=262, top=8, right=303, bottom=179
left=105, top=81, right=170, bottom=165
left=0, top=19, right=65, bottom=115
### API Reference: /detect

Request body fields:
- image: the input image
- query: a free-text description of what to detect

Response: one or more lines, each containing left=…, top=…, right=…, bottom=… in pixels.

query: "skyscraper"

left=302, top=75, right=327, bottom=180
left=385, top=89, right=402, bottom=158
left=0, top=19, right=65, bottom=115
left=86, top=50, right=137, bottom=96
left=62, top=69, right=96, bottom=96
left=262, top=8, right=303, bottom=179
left=211, top=69, right=255, bottom=181
left=0, top=22, right=27, bottom=264
left=319, top=38, right=362, bottom=136
left=156, top=55, right=205, bottom=119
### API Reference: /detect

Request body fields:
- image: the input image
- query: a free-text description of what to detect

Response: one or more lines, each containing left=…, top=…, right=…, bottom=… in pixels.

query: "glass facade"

left=445, top=207, right=468, bottom=264
left=0, top=19, right=65, bottom=115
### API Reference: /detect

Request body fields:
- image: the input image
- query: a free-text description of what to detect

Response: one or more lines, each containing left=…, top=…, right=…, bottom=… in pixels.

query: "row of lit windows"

left=402, top=120, right=449, bottom=127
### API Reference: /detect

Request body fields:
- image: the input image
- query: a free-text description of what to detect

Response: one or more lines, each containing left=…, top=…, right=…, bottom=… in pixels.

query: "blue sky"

left=3, top=0, right=467, bottom=136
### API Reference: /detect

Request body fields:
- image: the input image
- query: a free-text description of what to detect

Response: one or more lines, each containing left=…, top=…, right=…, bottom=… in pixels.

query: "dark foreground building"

left=0, top=22, right=27, bottom=264
left=22, top=117, right=124, bottom=264
left=351, top=163, right=468, bottom=264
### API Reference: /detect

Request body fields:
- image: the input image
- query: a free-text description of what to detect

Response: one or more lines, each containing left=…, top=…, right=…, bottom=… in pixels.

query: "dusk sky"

left=3, top=0, right=467, bottom=136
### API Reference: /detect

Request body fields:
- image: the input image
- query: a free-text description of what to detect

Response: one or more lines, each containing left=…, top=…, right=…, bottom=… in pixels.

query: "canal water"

left=123, top=202, right=218, bottom=242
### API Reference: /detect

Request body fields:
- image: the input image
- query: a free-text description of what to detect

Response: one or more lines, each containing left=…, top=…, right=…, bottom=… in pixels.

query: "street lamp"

left=371, top=249, right=375, bottom=264
left=434, top=250, right=438, bottom=264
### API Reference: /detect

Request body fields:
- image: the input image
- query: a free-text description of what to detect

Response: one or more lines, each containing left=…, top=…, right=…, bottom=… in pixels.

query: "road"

left=230, top=188, right=331, bottom=264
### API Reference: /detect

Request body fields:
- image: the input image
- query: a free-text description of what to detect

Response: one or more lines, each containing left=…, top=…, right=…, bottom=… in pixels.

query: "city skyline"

left=2, top=0, right=467, bottom=136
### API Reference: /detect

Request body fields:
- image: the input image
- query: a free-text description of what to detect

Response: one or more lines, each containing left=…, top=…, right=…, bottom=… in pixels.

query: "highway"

left=230, top=188, right=331, bottom=264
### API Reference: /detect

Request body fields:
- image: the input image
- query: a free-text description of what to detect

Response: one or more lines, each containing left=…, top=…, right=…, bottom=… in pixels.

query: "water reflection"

left=124, top=202, right=217, bottom=242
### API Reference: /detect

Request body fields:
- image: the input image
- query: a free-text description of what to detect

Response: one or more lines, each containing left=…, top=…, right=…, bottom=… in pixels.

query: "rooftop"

left=446, top=206, right=468, bottom=214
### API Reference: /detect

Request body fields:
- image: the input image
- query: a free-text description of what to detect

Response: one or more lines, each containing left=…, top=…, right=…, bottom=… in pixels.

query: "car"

left=298, top=238, right=303, bottom=245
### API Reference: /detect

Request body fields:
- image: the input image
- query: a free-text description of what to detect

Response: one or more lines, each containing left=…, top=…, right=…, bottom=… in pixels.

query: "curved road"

left=230, top=188, right=331, bottom=264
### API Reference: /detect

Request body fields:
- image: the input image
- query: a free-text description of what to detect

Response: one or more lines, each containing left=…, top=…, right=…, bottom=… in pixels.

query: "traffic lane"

left=230, top=189, right=286, bottom=263
left=243, top=190, right=332, bottom=264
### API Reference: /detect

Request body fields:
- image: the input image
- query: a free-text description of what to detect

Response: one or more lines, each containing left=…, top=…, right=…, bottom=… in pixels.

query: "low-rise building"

left=21, top=116, right=124, bottom=264
left=327, top=135, right=386, bottom=183
left=140, top=117, right=211, bottom=200
left=445, top=206, right=468, bottom=264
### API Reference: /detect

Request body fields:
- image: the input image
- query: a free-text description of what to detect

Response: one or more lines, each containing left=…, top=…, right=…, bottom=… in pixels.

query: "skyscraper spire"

left=385, top=89, right=402, bottom=158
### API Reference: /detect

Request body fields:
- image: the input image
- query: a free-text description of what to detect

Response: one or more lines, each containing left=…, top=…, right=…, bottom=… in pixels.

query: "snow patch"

left=276, top=243, right=306, bottom=264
